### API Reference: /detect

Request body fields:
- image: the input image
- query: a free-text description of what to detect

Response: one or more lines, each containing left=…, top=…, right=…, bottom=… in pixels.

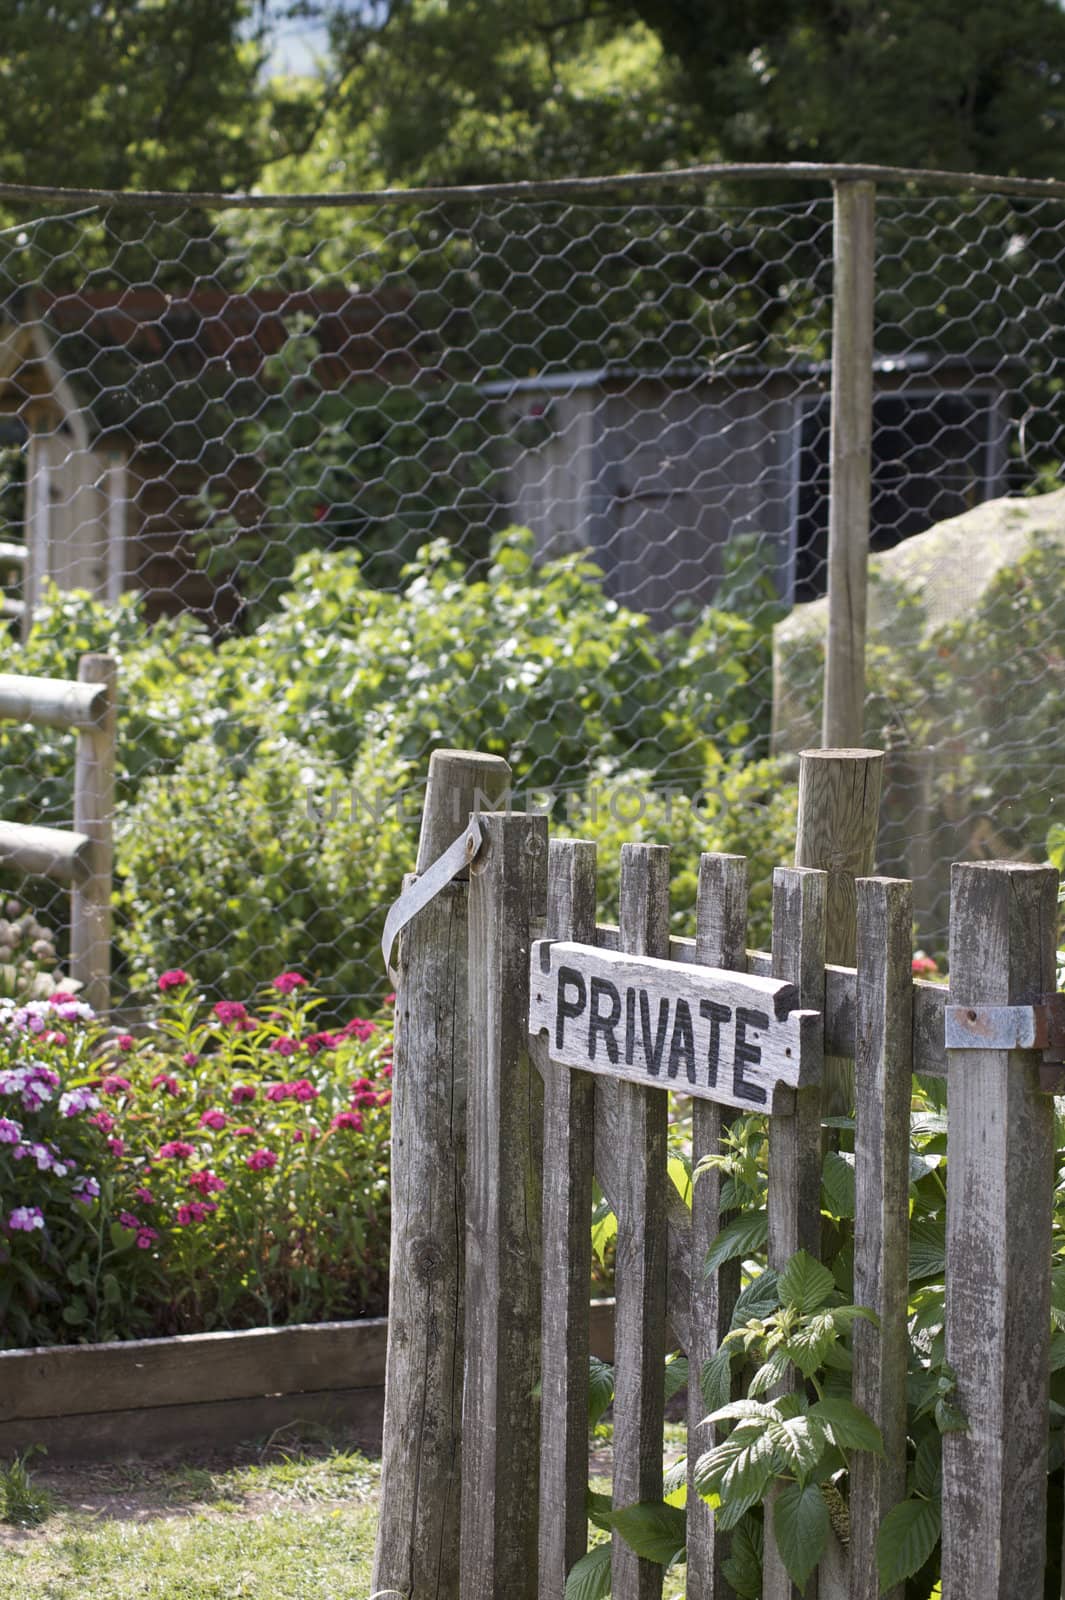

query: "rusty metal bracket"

left=944, top=995, right=1065, bottom=1091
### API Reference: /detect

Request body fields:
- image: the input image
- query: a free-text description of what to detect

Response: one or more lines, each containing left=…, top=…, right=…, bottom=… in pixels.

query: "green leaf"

left=701, top=1345, right=734, bottom=1412
left=730, top=1268, right=780, bottom=1327
left=721, top=1512, right=764, bottom=1600
left=591, top=1205, right=617, bottom=1267
left=748, top=1347, right=791, bottom=1397
left=664, top=1353, right=689, bottom=1403
left=608, top=1501, right=687, bottom=1565
left=778, top=1250, right=836, bottom=1314
left=913, top=1432, right=942, bottom=1499
left=821, top=1150, right=856, bottom=1219
left=772, top=1481, right=829, bottom=1591
left=909, top=1217, right=947, bottom=1281
left=768, top=1416, right=827, bottom=1482
left=807, top=1399, right=884, bottom=1454
left=564, top=1542, right=612, bottom=1600
left=587, top=1489, right=614, bottom=1534
left=787, top=1310, right=839, bottom=1378
left=588, top=1356, right=614, bottom=1428
left=876, top=1497, right=942, bottom=1589
left=706, top=1210, right=768, bottom=1276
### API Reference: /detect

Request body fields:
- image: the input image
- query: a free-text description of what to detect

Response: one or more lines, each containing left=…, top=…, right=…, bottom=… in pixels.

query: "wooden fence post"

left=537, top=837, right=599, bottom=1600
left=462, top=807, right=548, bottom=1600
left=942, top=861, right=1057, bottom=1600
left=850, top=876, right=912, bottom=1600
left=687, top=852, right=749, bottom=1599
left=373, top=749, right=511, bottom=1600
left=823, top=178, right=875, bottom=750
left=765, top=865, right=827, bottom=1600
left=795, top=747, right=884, bottom=1115
left=70, top=652, right=116, bottom=1016
left=612, top=842, right=671, bottom=1600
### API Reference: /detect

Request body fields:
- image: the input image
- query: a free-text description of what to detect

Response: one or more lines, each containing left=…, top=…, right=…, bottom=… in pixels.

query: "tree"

left=0, top=0, right=268, bottom=195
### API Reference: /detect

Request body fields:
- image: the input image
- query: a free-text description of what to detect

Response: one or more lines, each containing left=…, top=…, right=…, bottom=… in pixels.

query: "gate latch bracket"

left=944, top=994, right=1065, bottom=1092
left=380, top=815, right=484, bottom=988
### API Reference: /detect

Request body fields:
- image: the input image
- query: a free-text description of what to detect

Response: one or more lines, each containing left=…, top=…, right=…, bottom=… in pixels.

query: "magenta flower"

left=188, top=1169, right=226, bottom=1195
left=108, top=1137, right=126, bottom=1158
left=231, top=1084, right=256, bottom=1104
left=199, top=1109, right=228, bottom=1131
left=118, top=1210, right=140, bottom=1230
left=71, top=1176, right=100, bottom=1205
left=272, top=972, right=307, bottom=994
left=303, top=1031, right=339, bottom=1055
left=134, top=1186, right=154, bottom=1205
left=101, top=1075, right=132, bottom=1096
left=116, top=1033, right=135, bottom=1052
left=175, top=1200, right=218, bottom=1226
left=89, top=1110, right=116, bottom=1134
left=245, top=1148, right=278, bottom=1172
left=135, top=1227, right=159, bottom=1249
left=351, top=1078, right=377, bottom=1107
left=0, top=1117, right=21, bottom=1144
left=330, top=1111, right=363, bottom=1132
left=158, top=969, right=190, bottom=992
left=8, top=1206, right=45, bottom=1232
left=158, top=1140, right=196, bottom=1161
left=376, top=1090, right=392, bottom=1107
left=344, top=1018, right=377, bottom=1042
left=59, top=1086, right=99, bottom=1117
left=151, top=1073, right=182, bottom=1097
left=269, top=1037, right=300, bottom=1057
left=233, top=1124, right=256, bottom=1138
left=292, top=1079, right=318, bottom=1103
left=265, top=1084, right=290, bottom=1103
left=213, top=1000, right=248, bottom=1025
left=182, top=1052, right=199, bottom=1069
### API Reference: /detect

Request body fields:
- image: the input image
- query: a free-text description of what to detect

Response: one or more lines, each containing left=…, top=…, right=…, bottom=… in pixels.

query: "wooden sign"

left=529, top=940, right=821, bottom=1114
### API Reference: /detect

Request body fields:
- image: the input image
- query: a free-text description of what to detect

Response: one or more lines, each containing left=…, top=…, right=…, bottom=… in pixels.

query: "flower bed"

left=0, top=971, right=394, bottom=1348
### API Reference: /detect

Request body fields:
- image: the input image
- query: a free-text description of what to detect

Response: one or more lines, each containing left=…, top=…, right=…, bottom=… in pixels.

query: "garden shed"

left=0, top=287, right=418, bottom=626
left=488, top=355, right=1012, bottom=625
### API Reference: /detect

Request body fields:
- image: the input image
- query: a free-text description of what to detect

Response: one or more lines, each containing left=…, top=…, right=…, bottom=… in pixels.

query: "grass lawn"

left=0, top=1432, right=380, bottom=1600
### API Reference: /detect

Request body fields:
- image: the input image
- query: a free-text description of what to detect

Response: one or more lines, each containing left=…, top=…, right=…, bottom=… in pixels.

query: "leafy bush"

left=0, top=973, right=392, bottom=1348
left=0, top=527, right=792, bottom=1001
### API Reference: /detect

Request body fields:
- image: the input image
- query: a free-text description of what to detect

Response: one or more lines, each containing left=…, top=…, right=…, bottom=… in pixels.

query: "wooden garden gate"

left=373, top=747, right=1059, bottom=1600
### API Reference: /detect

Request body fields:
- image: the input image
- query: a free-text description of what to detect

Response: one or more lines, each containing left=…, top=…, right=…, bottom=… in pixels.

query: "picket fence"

left=373, top=746, right=1059, bottom=1600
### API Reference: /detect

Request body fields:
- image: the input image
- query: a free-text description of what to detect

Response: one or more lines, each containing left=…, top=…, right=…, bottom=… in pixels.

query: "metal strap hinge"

left=944, top=994, right=1065, bottom=1091
left=380, top=815, right=484, bottom=988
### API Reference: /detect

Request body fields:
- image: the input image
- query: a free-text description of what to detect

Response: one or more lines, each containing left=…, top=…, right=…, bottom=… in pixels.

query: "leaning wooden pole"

left=823, top=178, right=875, bottom=750
left=373, top=749, right=511, bottom=1600
left=70, top=652, right=116, bottom=1016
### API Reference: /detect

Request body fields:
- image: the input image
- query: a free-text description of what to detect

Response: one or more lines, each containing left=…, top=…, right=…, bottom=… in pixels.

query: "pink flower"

left=158, top=1140, right=196, bottom=1161
left=344, top=1018, right=377, bottom=1042
left=272, top=972, right=307, bottom=994
left=912, top=953, right=938, bottom=976
left=245, top=1147, right=277, bottom=1172
left=384, top=992, right=396, bottom=1007
left=382, top=1063, right=393, bottom=1079
left=199, top=1109, right=227, bottom=1131
left=108, top=1137, right=125, bottom=1158
left=213, top=1000, right=248, bottom=1025
left=269, top=1036, right=300, bottom=1057
left=331, top=1111, right=363, bottom=1132
left=231, top=1084, right=256, bottom=1104
left=292, top=1124, right=320, bottom=1144
left=188, top=1169, right=226, bottom=1195
left=175, top=1200, right=218, bottom=1226
left=118, top=1210, right=140, bottom=1230
left=89, top=1110, right=116, bottom=1134
left=8, top=1205, right=45, bottom=1232
left=376, top=1090, right=392, bottom=1107
left=265, top=1083, right=290, bottom=1102
left=303, top=1031, right=339, bottom=1055
left=50, top=991, right=76, bottom=1005
left=134, top=1186, right=154, bottom=1205
left=292, top=1079, right=318, bottom=1103
left=116, top=1033, right=135, bottom=1052
left=44, top=1029, right=68, bottom=1046
left=158, top=969, right=190, bottom=992
left=151, top=1073, right=182, bottom=1097
left=182, top=1052, right=199, bottom=1068
left=101, top=1075, right=132, bottom=1096
left=135, top=1227, right=158, bottom=1249
left=233, top=1124, right=256, bottom=1138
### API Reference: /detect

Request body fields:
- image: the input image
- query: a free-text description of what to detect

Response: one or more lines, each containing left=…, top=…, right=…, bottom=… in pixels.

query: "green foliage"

left=1, top=529, right=795, bottom=1000
left=0, top=1448, right=53, bottom=1528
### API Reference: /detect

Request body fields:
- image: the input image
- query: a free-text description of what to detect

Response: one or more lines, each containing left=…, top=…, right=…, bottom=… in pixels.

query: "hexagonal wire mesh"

left=0, top=170, right=1061, bottom=1014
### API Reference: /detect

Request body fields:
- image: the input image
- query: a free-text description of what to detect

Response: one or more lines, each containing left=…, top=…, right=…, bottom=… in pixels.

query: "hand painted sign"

left=529, top=940, right=821, bottom=1114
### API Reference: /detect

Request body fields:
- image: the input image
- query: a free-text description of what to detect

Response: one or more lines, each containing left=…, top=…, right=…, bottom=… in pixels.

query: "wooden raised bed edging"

left=0, top=1302, right=616, bottom=1463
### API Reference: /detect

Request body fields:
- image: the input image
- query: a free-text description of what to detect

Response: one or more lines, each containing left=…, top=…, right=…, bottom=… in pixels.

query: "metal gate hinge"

left=944, top=995, right=1065, bottom=1091
left=380, top=815, right=484, bottom=988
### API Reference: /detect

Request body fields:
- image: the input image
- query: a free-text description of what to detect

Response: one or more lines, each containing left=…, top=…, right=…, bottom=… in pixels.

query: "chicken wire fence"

left=0, top=168, right=1061, bottom=1014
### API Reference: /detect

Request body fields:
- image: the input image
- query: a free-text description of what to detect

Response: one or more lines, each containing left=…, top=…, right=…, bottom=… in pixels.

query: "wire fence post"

left=70, top=652, right=116, bottom=1016
left=823, top=178, right=876, bottom=749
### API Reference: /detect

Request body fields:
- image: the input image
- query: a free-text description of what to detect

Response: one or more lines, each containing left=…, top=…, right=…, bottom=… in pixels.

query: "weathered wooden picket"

left=374, top=746, right=1060, bottom=1600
